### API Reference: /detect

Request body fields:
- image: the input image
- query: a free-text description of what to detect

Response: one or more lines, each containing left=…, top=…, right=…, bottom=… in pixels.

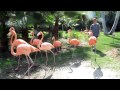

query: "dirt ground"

left=0, top=58, right=120, bottom=79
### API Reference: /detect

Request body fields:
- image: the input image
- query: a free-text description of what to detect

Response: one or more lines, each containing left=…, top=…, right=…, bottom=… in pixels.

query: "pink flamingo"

left=88, top=31, right=97, bottom=50
left=89, top=36, right=97, bottom=47
left=68, top=30, right=80, bottom=58
left=30, top=31, right=42, bottom=61
left=37, top=31, right=55, bottom=66
left=11, top=43, right=40, bottom=77
left=30, top=31, right=42, bottom=46
left=52, top=36, right=62, bottom=53
left=7, top=27, right=29, bottom=70
left=88, top=31, right=97, bottom=68
left=8, top=27, right=28, bottom=47
left=87, top=30, right=97, bottom=46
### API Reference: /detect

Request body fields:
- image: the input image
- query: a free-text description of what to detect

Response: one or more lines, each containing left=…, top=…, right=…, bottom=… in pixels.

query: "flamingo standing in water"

left=7, top=27, right=29, bottom=70
left=52, top=36, right=62, bottom=53
left=30, top=31, right=42, bottom=61
left=37, top=31, right=55, bottom=66
left=68, top=29, right=80, bottom=58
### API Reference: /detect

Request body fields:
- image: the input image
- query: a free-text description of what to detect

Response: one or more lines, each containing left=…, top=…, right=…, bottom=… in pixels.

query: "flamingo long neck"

left=38, top=32, right=44, bottom=50
left=12, top=31, right=17, bottom=45
left=13, top=31, right=17, bottom=42
left=10, top=33, right=14, bottom=45
left=11, top=43, right=17, bottom=56
left=10, top=30, right=18, bottom=56
left=53, top=37, right=55, bottom=43
left=30, top=32, right=34, bottom=45
left=41, top=32, right=44, bottom=42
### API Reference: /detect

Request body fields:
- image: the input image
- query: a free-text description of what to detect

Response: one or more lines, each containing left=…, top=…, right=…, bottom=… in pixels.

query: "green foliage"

left=43, top=31, right=51, bottom=40
left=59, top=31, right=68, bottom=39
left=0, top=58, right=17, bottom=69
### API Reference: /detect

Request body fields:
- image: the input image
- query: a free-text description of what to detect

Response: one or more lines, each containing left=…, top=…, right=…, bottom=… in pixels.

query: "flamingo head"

left=30, top=31, right=34, bottom=36
left=7, top=27, right=15, bottom=37
left=88, top=30, right=93, bottom=36
left=52, top=36, right=55, bottom=40
left=68, top=29, right=71, bottom=33
left=37, top=31, right=42, bottom=37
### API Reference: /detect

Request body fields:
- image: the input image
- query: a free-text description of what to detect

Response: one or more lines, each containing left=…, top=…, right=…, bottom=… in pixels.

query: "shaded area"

left=107, top=35, right=120, bottom=41
left=104, top=43, right=120, bottom=48
left=71, top=60, right=82, bottom=68
left=96, top=49, right=106, bottom=57
left=93, top=66, right=103, bottom=79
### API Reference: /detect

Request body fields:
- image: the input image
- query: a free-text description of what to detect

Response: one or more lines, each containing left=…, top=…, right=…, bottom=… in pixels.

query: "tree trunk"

left=108, top=11, right=120, bottom=35
left=22, top=28, right=29, bottom=42
left=52, top=17, right=59, bottom=40
left=100, top=11, right=108, bottom=35
left=0, top=20, right=9, bottom=52
left=34, top=24, right=38, bottom=30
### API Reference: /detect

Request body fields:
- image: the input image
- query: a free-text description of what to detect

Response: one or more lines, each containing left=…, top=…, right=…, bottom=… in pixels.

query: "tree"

left=0, top=11, right=10, bottom=52
left=100, top=11, right=120, bottom=35
left=100, top=11, right=108, bottom=35
left=52, top=11, right=64, bottom=40
left=7, top=11, right=31, bottom=42
left=108, top=11, right=120, bottom=34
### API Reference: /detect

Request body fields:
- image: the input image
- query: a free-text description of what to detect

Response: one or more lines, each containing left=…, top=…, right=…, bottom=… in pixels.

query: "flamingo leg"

left=49, top=50, right=56, bottom=65
left=40, top=51, right=43, bottom=61
left=15, top=55, right=21, bottom=71
left=58, top=47, right=61, bottom=53
left=34, top=52, right=38, bottom=62
left=72, top=46, right=76, bottom=58
left=56, top=47, right=58, bottom=53
left=90, top=46, right=96, bottom=69
left=90, top=46, right=93, bottom=66
left=28, top=55, right=34, bottom=65
left=24, top=55, right=34, bottom=78
left=59, top=47, right=62, bottom=58
left=45, top=51, right=48, bottom=66
left=25, top=56, right=30, bottom=78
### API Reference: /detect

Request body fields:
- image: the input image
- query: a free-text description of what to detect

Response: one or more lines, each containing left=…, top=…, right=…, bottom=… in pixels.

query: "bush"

left=58, top=31, right=68, bottom=39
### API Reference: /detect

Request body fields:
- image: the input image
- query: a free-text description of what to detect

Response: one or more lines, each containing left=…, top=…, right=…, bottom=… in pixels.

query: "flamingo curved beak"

left=37, top=31, right=42, bottom=37
left=7, top=32, right=11, bottom=38
left=37, top=33, right=40, bottom=37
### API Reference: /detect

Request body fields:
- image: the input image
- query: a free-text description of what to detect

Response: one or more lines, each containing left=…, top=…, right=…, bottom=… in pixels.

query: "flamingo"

left=37, top=31, right=55, bottom=66
left=88, top=32, right=97, bottom=52
left=89, top=36, right=97, bottom=47
left=7, top=27, right=28, bottom=47
left=88, top=30, right=97, bottom=47
left=88, top=31, right=97, bottom=68
left=11, top=43, right=40, bottom=77
left=68, top=30, right=80, bottom=58
left=52, top=36, right=62, bottom=53
left=29, top=31, right=42, bottom=61
left=7, top=27, right=29, bottom=70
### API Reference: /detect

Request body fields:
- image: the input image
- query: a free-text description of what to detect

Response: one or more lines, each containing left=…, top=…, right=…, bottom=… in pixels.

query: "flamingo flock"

left=7, top=26, right=97, bottom=77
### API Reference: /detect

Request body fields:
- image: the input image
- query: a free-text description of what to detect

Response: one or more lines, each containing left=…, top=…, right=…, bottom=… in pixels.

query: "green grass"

left=0, top=58, right=17, bottom=69
left=1, top=31, right=120, bottom=71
